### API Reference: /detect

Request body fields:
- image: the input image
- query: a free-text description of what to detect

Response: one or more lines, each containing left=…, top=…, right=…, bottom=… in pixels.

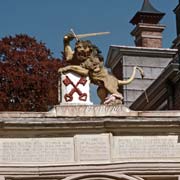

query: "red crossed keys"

left=63, top=75, right=88, bottom=102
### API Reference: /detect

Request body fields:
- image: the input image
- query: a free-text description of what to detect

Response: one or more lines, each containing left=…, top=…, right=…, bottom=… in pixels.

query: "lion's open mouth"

left=77, top=51, right=91, bottom=58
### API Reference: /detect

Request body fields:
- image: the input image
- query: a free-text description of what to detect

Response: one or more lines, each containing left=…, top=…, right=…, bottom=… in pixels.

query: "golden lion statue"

left=59, top=34, right=144, bottom=105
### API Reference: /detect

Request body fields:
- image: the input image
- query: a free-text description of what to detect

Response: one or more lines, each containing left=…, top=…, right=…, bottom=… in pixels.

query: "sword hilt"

left=70, top=28, right=79, bottom=41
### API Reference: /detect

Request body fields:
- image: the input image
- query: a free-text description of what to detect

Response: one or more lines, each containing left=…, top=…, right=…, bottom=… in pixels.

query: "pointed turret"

left=130, top=0, right=165, bottom=25
left=130, top=0, right=166, bottom=48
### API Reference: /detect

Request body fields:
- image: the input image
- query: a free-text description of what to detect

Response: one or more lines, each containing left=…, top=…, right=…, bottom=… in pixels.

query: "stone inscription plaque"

left=75, top=134, right=110, bottom=162
left=0, top=138, right=74, bottom=164
left=112, top=136, right=180, bottom=161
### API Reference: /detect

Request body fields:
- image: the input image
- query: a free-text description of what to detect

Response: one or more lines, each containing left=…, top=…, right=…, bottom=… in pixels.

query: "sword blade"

left=76, top=32, right=110, bottom=39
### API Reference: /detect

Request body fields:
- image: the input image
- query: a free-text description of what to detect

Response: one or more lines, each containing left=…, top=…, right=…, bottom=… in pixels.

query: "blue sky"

left=0, top=0, right=178, bottom=104
left=0, top=0, right=178, bottom=60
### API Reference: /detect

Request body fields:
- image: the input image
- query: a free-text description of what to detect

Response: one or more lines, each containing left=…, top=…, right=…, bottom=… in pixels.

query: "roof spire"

left=130, top=0, right=165, bottom=25
left=140, top=0, right=162, bottom=13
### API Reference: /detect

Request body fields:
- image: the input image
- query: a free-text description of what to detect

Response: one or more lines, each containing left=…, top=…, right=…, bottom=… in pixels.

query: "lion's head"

left=73, top=40, right=94, bottom=62
left=74, top=40, right=103, bottom=61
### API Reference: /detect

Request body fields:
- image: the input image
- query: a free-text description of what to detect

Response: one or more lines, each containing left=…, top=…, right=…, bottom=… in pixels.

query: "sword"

left=70, top=29, right=110, bottom=40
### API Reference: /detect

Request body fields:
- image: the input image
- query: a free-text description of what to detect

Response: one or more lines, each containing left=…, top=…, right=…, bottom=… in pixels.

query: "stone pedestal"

left=59, top=72, right=93, bottom=105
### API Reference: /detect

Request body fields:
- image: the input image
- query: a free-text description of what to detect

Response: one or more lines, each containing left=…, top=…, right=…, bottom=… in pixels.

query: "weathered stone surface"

left=112, top=136, right=180, bottom=161
left=0, top=138, right=74, bottom=164
left=75, top=134, right=110, bottom=162
left=0, top=109, right=179, bottom=178
left=122, top=55, right=172, bottom=106
left=2, top=106, right=180, bottom=118
left=123, top=89, right=144, bottom=102
left=55, top=104, right=131, bottom=117
left=123, top=56, right=172, bottom=68
left=0, top=132, right=180, bottom=165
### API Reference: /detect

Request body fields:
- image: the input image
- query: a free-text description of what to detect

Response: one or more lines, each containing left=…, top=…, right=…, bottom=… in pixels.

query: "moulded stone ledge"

left=1, top=105, right=180, bottom=118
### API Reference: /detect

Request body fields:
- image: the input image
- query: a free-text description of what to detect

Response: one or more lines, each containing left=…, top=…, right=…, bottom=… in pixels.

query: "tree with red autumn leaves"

left=0, top=34, right=63, bottom=111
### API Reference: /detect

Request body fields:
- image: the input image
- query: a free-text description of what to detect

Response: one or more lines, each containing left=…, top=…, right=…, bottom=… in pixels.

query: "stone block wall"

left=106, top=46, right=177, bottom=107
left=0, top=108, right=180, bottom=179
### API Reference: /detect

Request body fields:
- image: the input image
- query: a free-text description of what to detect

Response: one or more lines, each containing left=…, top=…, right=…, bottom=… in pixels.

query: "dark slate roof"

left=140, top=0, right=162, bottom=14
left=130, top=0, right=165, bottom=25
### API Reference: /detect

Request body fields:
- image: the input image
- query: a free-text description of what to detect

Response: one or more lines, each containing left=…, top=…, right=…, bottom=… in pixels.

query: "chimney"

left=130, top=0, right=165, bottom=48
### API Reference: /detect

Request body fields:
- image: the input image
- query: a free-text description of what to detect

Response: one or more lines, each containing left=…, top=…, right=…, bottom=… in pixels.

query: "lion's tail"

left=118, top=66, right=144, bottom=85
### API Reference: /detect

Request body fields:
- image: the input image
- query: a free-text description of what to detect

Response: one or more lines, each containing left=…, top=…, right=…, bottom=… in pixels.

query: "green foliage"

left=0, top=34, right=63, bottom=111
